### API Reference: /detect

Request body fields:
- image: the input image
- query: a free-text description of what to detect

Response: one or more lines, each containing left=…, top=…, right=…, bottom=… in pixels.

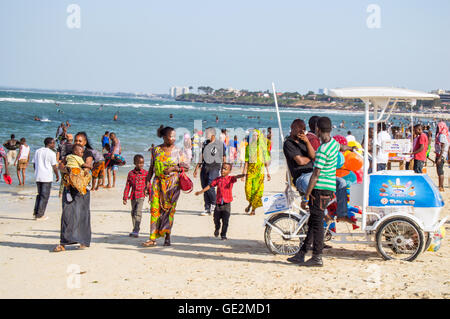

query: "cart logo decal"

left=369, top=174, right=443, bottom=208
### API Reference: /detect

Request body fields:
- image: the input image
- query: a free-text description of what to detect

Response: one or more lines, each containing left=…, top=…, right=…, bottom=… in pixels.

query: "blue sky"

left=0, top=0, right=449, bottom=94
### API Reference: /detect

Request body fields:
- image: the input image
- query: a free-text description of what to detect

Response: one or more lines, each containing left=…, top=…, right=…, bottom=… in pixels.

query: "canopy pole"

left=372, top=100, right=378, bottom=173
left=410, top=100, right=416, bottom=165
left=362, top=99, right=370, bottom=230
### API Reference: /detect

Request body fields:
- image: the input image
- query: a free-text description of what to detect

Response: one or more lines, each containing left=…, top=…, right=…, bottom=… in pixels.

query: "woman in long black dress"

left=53, top=132, right=94, bottom=252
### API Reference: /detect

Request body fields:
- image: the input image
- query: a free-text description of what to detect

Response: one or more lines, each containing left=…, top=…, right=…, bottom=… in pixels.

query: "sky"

left=0, top=0, right=449, bottom=94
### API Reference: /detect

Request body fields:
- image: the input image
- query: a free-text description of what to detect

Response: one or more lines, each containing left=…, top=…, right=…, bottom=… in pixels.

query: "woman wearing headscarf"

left=435, top=121, right=449, bottom=191
left=142, top=126, right=189, bottom=247
left=53, top=132, right=94, bottom=252
left=242, top=129, right=271, bottom=215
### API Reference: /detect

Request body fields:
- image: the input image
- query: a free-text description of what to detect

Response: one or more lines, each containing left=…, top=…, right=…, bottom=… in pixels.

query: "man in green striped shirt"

left=299, top=117, right=339, bottom=267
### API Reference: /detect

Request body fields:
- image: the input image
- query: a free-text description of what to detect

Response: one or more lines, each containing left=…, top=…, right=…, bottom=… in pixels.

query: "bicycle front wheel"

left=264, top=213, right=307, bottom=255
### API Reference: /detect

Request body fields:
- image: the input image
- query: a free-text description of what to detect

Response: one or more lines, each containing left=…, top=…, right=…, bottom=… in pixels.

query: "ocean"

left=0, top=89, right=370, bottom=188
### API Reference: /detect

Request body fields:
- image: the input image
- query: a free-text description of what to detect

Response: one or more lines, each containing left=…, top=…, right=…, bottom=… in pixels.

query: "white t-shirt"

left=19, top=145, right=30, bottom=160
left=32, top=147, right=57, bottom=182
left=435, top=134, right=449, bottom=158
left=376, top=130, right=392, bottom=164
left=346, top=135, right=356, bottom=143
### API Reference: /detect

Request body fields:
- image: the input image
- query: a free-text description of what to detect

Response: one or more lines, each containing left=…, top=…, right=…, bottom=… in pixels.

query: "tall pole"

left=362, top=99, right=370, bottom=231
left=272, top=82, right=285, bottom=140
left=272, top=82, right=292, bottom=189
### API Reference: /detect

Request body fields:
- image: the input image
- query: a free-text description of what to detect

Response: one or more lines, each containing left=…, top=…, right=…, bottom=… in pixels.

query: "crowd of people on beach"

left=0, top=115, right=449, bottom=265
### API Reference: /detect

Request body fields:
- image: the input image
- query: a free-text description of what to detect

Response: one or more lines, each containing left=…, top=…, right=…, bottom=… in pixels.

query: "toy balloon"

left=348, top=141, right=363, bottom=154
left=336, top=152, right=345, bottom=169
left=355, top=168, right=363, bottom=184
left=341, top=170, right=357, bottom=185
left=342, top=151, right=363, bottom=172
left=333, top=135, right=347, bottom=146
left=336, top=168, right=350, bottom=178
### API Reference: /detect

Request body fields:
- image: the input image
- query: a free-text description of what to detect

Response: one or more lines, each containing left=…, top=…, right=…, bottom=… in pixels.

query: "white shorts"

left=7, top=150, right=17, bottom=164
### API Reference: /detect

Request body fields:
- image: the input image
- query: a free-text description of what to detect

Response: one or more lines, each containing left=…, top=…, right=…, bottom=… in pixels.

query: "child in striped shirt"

left=299, top=116, right=340, bottom=267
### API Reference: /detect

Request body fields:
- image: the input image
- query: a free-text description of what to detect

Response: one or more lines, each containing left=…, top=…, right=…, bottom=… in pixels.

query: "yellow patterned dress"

left=245, top=130, right=270, bottom=209
left=149, top=145, right=185, bottom=240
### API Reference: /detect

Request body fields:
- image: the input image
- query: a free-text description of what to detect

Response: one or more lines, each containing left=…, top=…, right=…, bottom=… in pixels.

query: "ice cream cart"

left=264, top=86, right=447, bottom=261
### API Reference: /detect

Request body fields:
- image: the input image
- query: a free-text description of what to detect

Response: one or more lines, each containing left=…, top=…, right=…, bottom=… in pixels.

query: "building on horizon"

left=431, top=89, right=450, bottom=104
left=170, top=86, right=190, bottom=98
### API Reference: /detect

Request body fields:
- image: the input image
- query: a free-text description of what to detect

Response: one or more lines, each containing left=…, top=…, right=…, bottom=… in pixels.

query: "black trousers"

left=200, top=168, right=220, bottom=211
left=34, top=182, right=52, bottom=218
left=214, top=203, right=231, bottom=237
left=300, top=189, right=334, bottom=256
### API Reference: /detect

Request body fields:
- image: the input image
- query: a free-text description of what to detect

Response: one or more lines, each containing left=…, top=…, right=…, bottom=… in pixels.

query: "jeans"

left=414, top=160, right=425, bottom=174
left=299, top=189, right=333, bottom=256
left=214, top=203, right=231, bottom=237
left=200, top=168, right=220, bottom=211
left=34, top=182, right=52, bottom=218
left=295, top=173, right=348, bottom=218
left=131, top=198, right=144, bottom=233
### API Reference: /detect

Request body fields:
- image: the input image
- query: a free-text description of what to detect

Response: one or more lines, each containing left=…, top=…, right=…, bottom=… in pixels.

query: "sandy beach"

left=0, top=163, right=449, bottom=299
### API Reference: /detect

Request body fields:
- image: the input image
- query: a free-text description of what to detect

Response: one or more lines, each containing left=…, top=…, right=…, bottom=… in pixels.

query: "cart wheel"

left=324, top=229, right=332, bottom=242
left=264, top=213, right=306, bottom=256
left=375, top=217, right=424, bottom=261
left=423, top=232, right=432, bottom=252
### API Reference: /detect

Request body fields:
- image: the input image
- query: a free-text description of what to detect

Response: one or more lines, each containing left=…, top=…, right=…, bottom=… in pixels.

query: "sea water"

left=0, top=89, right=368, bottom=188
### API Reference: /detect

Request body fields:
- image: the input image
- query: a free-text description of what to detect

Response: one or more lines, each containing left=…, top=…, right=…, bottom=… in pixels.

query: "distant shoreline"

left=175, top=96, right=450, bottom=120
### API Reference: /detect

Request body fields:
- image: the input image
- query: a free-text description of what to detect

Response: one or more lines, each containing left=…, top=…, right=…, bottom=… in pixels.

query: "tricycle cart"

left=264, top=86, right=447, bottom=261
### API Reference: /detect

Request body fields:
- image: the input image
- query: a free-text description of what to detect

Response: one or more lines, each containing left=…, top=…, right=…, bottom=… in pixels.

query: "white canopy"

left=327, top=87, right=439, bottom=100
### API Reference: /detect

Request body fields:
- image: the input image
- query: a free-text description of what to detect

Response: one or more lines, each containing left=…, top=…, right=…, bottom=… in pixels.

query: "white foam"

left=0, top=95, right=364, bottom=116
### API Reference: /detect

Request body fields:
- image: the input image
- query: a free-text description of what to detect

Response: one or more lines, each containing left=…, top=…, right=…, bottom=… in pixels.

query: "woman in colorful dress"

left=242, top=129, right=271, bottom=216
left=142, top=126, right=189, bottom=247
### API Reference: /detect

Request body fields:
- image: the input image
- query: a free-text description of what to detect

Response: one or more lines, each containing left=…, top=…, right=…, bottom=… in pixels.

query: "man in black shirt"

left=3, top=134, right=20, bottom=165
left=193, top=127, right=226, bottom=216
left=283, top=119, right=316, bottom=194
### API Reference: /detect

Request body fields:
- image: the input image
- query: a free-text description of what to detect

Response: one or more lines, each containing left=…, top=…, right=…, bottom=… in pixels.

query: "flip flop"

left=53, top=245, right=65, bottom=252
left=141, top=240, right=157, bottom=247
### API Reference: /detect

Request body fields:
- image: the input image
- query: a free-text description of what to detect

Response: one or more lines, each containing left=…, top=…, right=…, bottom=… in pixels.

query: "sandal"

left=141, top=240, right=157, bottom=247
left=249, top=211, right=256, bottom=216
left=78, top=244, right=88, bottom=250
left=53, top=245, right=65, bottom=252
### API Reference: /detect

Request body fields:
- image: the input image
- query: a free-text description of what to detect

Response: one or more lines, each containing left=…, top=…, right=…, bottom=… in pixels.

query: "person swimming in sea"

left=34, top=116, right=41, bottom=121
left=113, top=112, right=118, bottom=121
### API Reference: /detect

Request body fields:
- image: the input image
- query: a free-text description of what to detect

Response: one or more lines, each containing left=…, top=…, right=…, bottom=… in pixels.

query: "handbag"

left=179, top=167, right=193, bottom=193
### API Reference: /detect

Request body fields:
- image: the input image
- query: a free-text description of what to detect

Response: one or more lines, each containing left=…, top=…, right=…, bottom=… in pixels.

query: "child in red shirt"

left=123, top=154, right=148, bottom=237
left=195, top=163, right=245, bottom=240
